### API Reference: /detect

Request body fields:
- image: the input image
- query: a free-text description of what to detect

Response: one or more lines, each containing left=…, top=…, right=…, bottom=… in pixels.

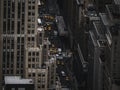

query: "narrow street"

left=38, top=0, right=75, bottom=90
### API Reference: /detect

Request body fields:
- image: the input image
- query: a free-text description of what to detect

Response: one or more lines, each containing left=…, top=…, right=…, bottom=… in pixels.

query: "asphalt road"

left=38, top=0, right=73, bottom=89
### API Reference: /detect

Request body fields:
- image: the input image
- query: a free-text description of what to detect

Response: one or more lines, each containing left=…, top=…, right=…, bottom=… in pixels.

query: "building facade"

left=0, top=0, right=58, bottom=90
left=0, top=0, right=38, bottom=88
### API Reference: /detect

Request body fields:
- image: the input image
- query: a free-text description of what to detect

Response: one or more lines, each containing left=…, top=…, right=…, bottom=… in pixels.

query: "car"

left=49, top=47, right=57, bottom=53
left=57, top=55, right=63, bottom=60
left=61, top=61, right=64, bottom=65
left=61, top=71, right=66, bottom=76
left=58, top=48, right=62, bottom=52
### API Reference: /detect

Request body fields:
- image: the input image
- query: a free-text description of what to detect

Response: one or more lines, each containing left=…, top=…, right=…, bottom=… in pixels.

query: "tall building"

left=0, top=0, right=37, bottom=88
left=99, top=4, right=120, bottom=90
left=86, top=3, right=120, bottom=90
left=0, top=0, right=58, bottom=90
left=93, top=0, right=113, bottom=12
left=87, top=20, right=106, bottom=90
left=58, top=0, right=120, bottom=90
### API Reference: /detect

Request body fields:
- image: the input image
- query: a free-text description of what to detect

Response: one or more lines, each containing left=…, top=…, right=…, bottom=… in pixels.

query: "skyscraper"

left=0, top=0, right=38, bottom=88
left=0, top=0, right=59, bottom=90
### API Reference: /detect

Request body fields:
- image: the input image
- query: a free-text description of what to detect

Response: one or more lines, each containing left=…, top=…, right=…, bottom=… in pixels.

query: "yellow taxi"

left=65, top=76, right=69, bottom=81
left=49, top=47, right=57, bottom=53
left=57, top=61, right=60, bottom=64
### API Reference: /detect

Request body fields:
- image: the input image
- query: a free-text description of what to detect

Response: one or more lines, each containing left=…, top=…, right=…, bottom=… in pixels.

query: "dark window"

left=32, top=37, right=34, bottom=41
left=17, top=37, right=20, bottom=43
left=32, top=73, right=35, bottom=76
left=12, top=2, right=15, bottom=12
left=32, top=6, right=35, bottom=9
left=28, top=52, right=31, bottom=56
left=28, top=6, right=31, bottom=9
left=3, top=21, right=6, bottom=34
left=36, top=52, right=39, bottom=56
left=17, top=21, right=20, bottom=34
left=42, top=85, right=45, bottom=88
left=28, top=12, right=31, bottom=15
left=3, top=7, right=6, bottom=18
left=32, top=52, right=35, bottom=56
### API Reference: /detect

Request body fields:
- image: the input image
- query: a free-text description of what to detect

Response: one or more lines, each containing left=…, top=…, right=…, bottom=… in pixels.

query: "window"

left=17, top=63, right=20, bottom=68
left=28, top=52, right=31, bottom=56
left=12, top=14, right=15, bottom=18
left=28, top=64, right=31, bottom=68
left=12, top=3, right=15, bottom=12
left=28, top=30, right=31, bottom=34
left=36, top=52, right=39, bottom=56
left=21, top=37, right=24, bottom=43
left=28, top=12, right=31, bottom=15
left=32, top=0, right=35, bottom=3
left=28, top=74, right=31, bottom=77
left=28, top=0, right=31, bottom=2
left=11, top=64, right=13, bottom=68
left=3, top=8, right=6, bottom=18
left=32, top=17, right=35, bottom=22
left=36, top=58, right=39, bottom=62
left=38, top=74, right=41, bottom=77
left=32, top=73, right=35, bottom=76
left=22, top=0, right=25, bottom=2
left=38, top=79, right=40, bottom=83
left=32, top=37, right=34, bottom=41
left=28, top=37, right=30, bottom=41
left=12, top=88, right=15, bottom=90
left=32, top=30, right=34, bottom=34
left=36, top=64, right=39, bottom=68
left=21, top=70, right=23, bottom=73
left=42, top=85, right=45, bottom=88
left=28, top=58, right=31, bottom=62
left=3, top=21, right=6, bottom=34
left=18, top=88, right=25, bottom=90
left=22, top=6, right=25, bottom=12
left=32, top=58, right=35, bottom=62
left=17, top=21, right=21, bottom=34
left=11, top=70, right=13, bottom=73
left=11, top=21, right=14, bottom=33
left=32, top=6, right=35, bottom=9
left=32, top=64, right=35, bottom=68
left=28, top=6, right=31, bottom=9
left=28, top=17, right=31, bottom=22
left=18, top=0, right=20, bottom=2
left=32, top=24, right=35, bottom=28
left=21, top=64, right=23, bottom=68
left=32, top=12, right=35, bottom=16
left=28, top=24, right=31, bottom=28
left=17, top=70, right=19, bottom=74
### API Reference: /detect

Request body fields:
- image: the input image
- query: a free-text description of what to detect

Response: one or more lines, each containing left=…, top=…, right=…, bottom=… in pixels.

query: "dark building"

left=57, top=0, right=120, bottom=90
left=86, top=3, right=120, bottom=90
left=87, top=20, right=106, bottom=90
left=93, top=0, right=113, bottom=12
left=99, top=4, right=120, bottom=90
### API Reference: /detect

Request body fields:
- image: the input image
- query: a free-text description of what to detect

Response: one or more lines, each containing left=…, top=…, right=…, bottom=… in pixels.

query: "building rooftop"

left=76, top=0, right=84, bottom=5
left=5, top=76, right=33, bottom=84
left=109, top=23, right=120, bottom=36
left=114, top=0, right=120, bottom=5
left=106, top=5, right=120, bottom=21
left=99, top=13, right=112, bottom=26
left=93, top=21, right=106, bottom=40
